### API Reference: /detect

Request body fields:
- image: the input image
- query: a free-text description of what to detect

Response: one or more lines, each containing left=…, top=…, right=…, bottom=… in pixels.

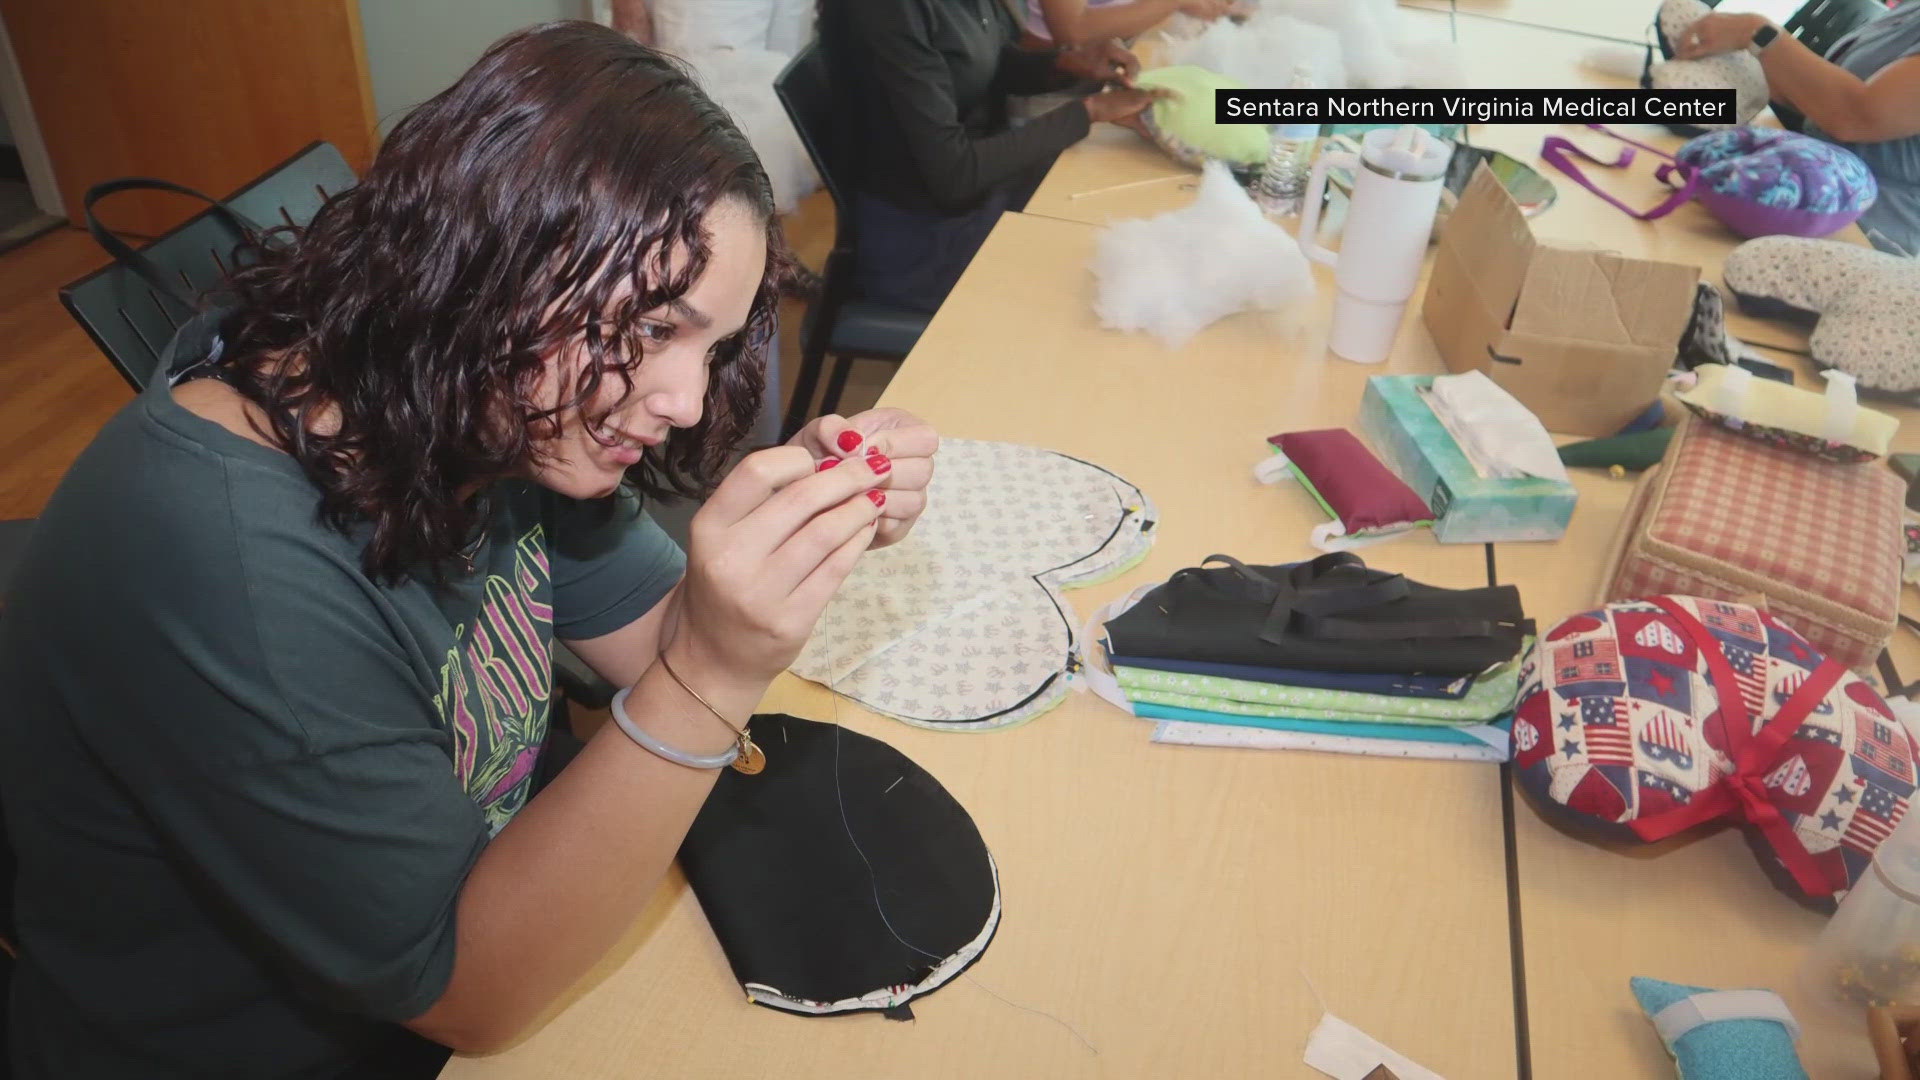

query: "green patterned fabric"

left=1123, top=687, right=1472, bottom=725
left=1114, top=640, right=1528, bottom=723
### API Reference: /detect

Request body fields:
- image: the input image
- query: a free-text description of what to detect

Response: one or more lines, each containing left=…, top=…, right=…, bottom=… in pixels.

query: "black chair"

left=774, top=43, right=929, bottom=439
left=56, top=142, right=616, bottom=712
left=1773, top=0, right=1887, bottom=131
left=60, top=142, right=357, bottom=390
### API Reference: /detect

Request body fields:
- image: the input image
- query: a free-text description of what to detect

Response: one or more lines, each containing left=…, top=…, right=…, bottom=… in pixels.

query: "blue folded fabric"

left=1106, top=653, right=1474, bottom=699
left=1130, top=701, right=1507, bottom=745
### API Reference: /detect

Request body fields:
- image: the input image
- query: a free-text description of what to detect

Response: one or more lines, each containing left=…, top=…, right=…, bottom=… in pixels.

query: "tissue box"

left=1358, top=375, right=1578, bottom=543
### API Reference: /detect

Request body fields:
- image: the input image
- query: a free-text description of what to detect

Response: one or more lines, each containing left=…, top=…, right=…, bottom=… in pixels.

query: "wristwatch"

left=1749, top=21, right=1781, bottom=53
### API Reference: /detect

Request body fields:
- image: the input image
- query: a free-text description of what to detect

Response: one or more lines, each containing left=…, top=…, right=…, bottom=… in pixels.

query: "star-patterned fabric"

left=1514, top=596, right=1919, bottom=902
left=791, top=439, right=1156, bottom=730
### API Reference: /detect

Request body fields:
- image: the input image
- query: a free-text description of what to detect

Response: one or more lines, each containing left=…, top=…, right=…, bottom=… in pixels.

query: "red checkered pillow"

left=1613, top=416, right=1903, bottom=670
left=1513, top=596, right=1917, bottom=908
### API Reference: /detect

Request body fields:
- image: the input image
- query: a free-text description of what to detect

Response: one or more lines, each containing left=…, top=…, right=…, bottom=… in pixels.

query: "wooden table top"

left=446, top=6, right=1909, bottom=1075
left=443, top=210, right=1526, bottom=1079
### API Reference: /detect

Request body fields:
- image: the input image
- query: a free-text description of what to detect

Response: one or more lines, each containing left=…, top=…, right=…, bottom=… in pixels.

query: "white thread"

left=828, top=678, right=1099, bottom=1053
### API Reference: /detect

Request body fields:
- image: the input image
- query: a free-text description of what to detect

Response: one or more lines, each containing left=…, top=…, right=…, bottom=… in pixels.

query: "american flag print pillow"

left=1514, top=596, right=1918, bottom=902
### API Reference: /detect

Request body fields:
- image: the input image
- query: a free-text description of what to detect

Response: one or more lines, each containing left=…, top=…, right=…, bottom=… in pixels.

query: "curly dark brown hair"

left=215, top=21, right=796, bottom=584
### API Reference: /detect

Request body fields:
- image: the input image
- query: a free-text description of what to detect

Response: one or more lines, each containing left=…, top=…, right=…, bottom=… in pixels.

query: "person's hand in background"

left=608, top=0, right=656, bottom=45
left=1057, top=39, right=1142, bottom=85
left=1673, top=12, right=1770, bottom=59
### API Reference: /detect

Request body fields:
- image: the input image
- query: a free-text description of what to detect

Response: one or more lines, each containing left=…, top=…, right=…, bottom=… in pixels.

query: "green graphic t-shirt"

left=0, top=316, right=684, bottom=1077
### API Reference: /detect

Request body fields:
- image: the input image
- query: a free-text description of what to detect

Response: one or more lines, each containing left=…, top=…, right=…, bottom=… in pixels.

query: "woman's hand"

left=1084, top=85, right=1169, bottom=132
left=1178, top=0, right=1245, bottom=21
left=788, top=409, right=938, bottom=549
left=1673, top=13, right=1769, bottom=60
left=672, top=446, right=888, bottom=687
left=1057, top=40, right=1142, bottom=86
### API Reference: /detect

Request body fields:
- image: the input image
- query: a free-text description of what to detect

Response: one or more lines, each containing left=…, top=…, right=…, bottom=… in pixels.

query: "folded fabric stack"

left=1096, top=553, right=1533, bottom=762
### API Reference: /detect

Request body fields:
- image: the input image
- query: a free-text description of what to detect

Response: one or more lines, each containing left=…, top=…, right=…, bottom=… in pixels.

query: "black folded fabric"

left=678, top=715, right=999, bottom=1019
left=1103, top=553, right=1530, bottom=676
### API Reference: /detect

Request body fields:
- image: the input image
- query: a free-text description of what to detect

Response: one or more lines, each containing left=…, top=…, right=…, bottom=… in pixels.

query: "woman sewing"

left=821, top=0, right=1165, bottom=313
left=0, top=22, right=935, bottom=1078
left=1679, top=3, right=1920, bottom=255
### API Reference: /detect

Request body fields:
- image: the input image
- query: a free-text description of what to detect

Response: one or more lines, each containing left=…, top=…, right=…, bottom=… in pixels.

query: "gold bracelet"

left=656, top=651, right=765, bottom=775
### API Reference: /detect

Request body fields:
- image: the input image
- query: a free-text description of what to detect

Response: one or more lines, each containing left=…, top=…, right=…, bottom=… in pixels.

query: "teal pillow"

left=1631, top=976, right=1808, bottom=1080
left=1134, top=66, right=1270, bottom=167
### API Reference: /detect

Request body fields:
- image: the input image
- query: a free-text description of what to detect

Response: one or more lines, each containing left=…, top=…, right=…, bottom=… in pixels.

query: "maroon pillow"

left=1270, top=429, right=1434, bottom=537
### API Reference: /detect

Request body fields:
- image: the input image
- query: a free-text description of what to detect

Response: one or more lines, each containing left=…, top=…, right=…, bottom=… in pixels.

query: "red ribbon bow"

left=1627, top=598, right=1846, bottom=899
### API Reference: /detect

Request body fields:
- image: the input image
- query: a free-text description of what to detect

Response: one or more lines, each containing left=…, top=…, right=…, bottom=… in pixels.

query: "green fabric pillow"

left=1557, top=427, right=1674, bottom=472
left=1135, top=66, right=1271, bottom=168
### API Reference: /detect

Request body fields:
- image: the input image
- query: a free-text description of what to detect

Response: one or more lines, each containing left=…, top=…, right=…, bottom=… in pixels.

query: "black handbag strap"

left=82, top=177, right=267, bottom=305
left=1174, top=553, right=1526, bottom=645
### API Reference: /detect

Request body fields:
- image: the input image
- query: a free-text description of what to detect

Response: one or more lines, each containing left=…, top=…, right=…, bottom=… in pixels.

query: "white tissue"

left=1163, top=0, right=1464, bottom=90
left=1090, top=162, right=1316, bottom=348
left=1303, top=1013, right=1445, bottom=1080
left=1425, top=370, right=1570, bottom=484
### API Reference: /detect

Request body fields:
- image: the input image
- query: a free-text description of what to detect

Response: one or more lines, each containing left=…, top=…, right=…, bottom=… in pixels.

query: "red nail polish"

left=836, top=430, right=862, bottom=453
left=867, top=453, right=892, bottom=475
left=864, top=444, right=882, bottom=457
left=866, top=489, right=886, bottom=508
left=816, top=457, right=839, bottom=471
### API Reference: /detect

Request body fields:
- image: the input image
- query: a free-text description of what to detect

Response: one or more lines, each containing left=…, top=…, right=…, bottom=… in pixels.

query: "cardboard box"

left=1421, top=165, right=1699, bottom=438
left=1358, top=375, right=1578, bottom=543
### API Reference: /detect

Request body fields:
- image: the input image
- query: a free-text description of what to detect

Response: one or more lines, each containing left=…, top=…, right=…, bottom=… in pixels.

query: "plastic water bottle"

left=1256, top=67, right=1320, bottom=216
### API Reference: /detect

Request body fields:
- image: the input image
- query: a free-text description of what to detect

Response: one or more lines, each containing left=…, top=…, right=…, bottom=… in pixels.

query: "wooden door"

left=0, top=0, right=376, bottom=236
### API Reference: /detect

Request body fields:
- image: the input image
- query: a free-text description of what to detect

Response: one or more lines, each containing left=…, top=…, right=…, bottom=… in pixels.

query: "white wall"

left=358, top=0, right=591, bottom=134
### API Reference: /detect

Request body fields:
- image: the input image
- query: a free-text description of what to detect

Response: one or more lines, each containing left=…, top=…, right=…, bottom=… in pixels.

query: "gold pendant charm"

left=731, top=735, right=765, bottom=775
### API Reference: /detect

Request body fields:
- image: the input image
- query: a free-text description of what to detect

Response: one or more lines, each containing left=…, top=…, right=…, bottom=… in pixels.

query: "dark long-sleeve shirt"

left=822, top=0, right=1092, bottom=214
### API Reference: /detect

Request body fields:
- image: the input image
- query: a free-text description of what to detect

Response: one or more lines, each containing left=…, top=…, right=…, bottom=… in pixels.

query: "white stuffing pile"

left=1090, top=162, right=1316, bottom=348
left=1162, top=0, right=1464, bottom=90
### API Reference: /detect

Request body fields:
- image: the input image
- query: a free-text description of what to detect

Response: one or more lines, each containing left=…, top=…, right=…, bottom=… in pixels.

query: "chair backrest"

left=1785, top=0, right=1885, bottom=58
left=1773, top=0, right=1886, bottom=130
left=58, top=141, right=358, bottom=391
left=774, top=42, right=856, bottom=257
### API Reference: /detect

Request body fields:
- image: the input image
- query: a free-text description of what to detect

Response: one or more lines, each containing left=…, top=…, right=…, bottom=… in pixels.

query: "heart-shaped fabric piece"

left=791, top=439, right=1156, bottom=730
left=1724, top=234, right=1920, bottom=394
left=1514, top=596, right=1918, bottom=908
left=680, top=714, right=1000, bottom=1017
left=1676, top=127, right=1877, bottom=238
